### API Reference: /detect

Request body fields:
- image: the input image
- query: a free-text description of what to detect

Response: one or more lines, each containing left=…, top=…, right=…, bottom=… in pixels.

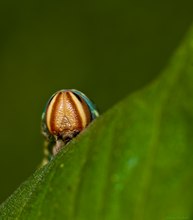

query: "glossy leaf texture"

left=1, top=30, right=193, bottom=220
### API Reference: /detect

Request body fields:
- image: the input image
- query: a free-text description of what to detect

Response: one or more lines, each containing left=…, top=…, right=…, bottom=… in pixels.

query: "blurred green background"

left=0, top=0, right=193, bottom=203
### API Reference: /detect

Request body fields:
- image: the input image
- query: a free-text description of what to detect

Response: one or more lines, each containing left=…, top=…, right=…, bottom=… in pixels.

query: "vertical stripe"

left=66, top=91, right=83, bottom=129
left=46, top=92, right=62, bottom=133
left=69, top=92, right=91, bottom=128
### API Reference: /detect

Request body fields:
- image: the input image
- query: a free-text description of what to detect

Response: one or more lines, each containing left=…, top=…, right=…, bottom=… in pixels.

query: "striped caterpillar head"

left=41, top=89, right=99, bottom=155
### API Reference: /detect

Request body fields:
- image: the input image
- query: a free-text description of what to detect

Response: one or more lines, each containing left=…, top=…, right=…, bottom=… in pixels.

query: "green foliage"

left=1, top=29, right=193, bottom=220
left=1, top=0, right=193, bottom=204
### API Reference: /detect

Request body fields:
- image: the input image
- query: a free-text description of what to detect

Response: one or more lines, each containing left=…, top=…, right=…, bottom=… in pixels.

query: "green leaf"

left=1, top=29, right=193, bottom=220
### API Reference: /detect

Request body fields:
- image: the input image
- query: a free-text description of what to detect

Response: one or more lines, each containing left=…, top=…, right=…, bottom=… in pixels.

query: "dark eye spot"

left=64, top=136, right=72, bottom=144
left=73, top=131, right=80, bottom=137
left=64, top=131, right=80, bottom=144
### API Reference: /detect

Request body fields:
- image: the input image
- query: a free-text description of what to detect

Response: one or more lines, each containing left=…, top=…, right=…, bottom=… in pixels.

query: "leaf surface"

left=1, top=29, right=193, bottom=220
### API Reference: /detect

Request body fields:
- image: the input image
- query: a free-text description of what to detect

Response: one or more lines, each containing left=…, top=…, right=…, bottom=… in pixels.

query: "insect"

left=41, top=89, right=99, bottom=164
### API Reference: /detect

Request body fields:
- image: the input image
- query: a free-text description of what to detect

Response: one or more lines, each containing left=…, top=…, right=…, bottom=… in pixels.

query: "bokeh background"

left=0, top=0, right=193, bottom=203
